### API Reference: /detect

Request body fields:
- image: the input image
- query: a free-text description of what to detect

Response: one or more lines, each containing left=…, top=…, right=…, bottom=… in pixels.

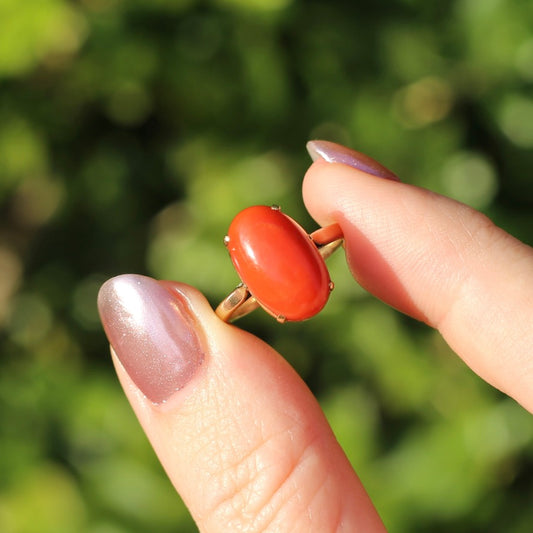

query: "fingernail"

left=306, top=140, right=400, bottom=181
left=97, top=274, right=205, bottom=404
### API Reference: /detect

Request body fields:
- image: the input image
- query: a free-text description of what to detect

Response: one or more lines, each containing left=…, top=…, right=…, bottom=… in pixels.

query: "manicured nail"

left=97, top=274, right=205, bottom=404
left=306, top=140, right=400, bottom=181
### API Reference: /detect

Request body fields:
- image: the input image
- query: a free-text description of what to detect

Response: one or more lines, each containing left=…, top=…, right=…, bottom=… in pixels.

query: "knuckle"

left=199, top=425, right=331, bottom=532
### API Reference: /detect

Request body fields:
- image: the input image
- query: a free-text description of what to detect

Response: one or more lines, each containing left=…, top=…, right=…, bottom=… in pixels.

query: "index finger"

left=303, top=142, right=533, bottom=413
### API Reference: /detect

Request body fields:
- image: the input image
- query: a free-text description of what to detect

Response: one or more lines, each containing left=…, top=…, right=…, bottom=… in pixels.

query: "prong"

left=328, top=281, right=335, bottom=291
left=223, top=235, right=230, bottom=246
left=270, top=204, right=281, bottom=211
left=276, top=315, right=287, bottom=323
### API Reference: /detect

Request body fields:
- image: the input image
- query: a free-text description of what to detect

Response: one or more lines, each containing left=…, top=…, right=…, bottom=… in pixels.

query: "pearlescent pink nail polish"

left=98, top=274, right=204, bottom=404
left=306, top=140, right=400, bottom=181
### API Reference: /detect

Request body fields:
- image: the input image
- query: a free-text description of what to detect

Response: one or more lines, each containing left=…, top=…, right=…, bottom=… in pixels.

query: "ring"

left=216, top=205, right=344, bottom=323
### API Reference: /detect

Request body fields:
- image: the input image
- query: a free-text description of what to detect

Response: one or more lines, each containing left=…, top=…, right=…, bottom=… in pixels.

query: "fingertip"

left=303, top=160, right=533, bottom=413
left=303, top=159, right=400, bottom=229
left=98, top=275, right=222, bottom=405
left=302, top=161, right=343, bottom=226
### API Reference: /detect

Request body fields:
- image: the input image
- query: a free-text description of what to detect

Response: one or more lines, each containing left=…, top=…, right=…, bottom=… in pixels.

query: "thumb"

left=98, top=274, right=385, bottom=532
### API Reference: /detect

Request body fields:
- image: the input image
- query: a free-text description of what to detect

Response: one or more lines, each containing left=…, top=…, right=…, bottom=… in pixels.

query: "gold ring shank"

left=310, top=223, right=343, bottom=246
left=215, top=223, right=343, bottom=323
left=215, top=284, right=260, bottom=322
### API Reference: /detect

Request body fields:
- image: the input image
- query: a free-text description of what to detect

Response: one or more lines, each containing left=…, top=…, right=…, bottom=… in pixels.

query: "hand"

left=98, top=141, right=533, bottom=532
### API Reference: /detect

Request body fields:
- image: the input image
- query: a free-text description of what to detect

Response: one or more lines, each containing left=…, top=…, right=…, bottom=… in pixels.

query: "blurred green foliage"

left=1, top=0, right=533, bottom=531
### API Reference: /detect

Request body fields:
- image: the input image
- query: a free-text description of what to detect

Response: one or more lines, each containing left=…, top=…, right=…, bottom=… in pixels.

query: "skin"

left=108, top=160, right=533, bottom=532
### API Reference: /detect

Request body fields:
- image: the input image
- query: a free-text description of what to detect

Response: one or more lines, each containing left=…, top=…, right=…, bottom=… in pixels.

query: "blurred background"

left=1, top=0, right=533, bottom=531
